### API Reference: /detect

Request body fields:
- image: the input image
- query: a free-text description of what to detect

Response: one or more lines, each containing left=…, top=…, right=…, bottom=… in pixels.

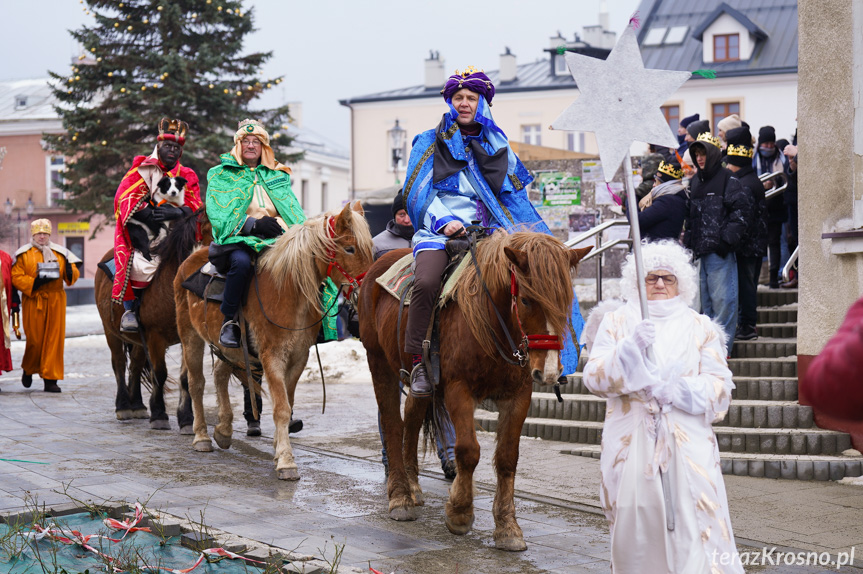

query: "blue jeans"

left=700, top=251, right=738, bottom=352
left=378, top=383, right=456, bottom=467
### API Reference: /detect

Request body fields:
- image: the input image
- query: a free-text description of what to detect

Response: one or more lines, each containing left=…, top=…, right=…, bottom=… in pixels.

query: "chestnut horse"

left=174, top=202, right=373, bottom=480
left=95, top=208, right=212, bottom=429
left=359, top=230, right=591, bottom=551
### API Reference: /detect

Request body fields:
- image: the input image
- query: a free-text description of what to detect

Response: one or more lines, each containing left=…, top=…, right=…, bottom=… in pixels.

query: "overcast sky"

left=4, top=0, right=642, bottom=147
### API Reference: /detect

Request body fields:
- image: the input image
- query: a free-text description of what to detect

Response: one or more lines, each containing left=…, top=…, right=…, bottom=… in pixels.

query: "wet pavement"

left=1, top=306, right=863, bottom=572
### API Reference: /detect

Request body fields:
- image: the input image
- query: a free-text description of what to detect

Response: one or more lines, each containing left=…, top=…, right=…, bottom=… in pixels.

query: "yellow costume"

left=11, top=220, right=80, bottom=382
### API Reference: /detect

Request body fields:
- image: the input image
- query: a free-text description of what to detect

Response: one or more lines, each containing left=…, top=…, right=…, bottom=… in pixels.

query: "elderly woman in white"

left=582, top=240, right=743, bottom=574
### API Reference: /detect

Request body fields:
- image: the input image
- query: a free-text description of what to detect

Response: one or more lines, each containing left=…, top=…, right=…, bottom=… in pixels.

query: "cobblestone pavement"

left=0, top=307, right=862, bottom=573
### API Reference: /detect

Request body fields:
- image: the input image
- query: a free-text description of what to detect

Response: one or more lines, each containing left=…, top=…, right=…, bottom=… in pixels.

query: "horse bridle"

left=325, top=216, right=365, bottom=306
left=466, top=227, right=562, bottom=368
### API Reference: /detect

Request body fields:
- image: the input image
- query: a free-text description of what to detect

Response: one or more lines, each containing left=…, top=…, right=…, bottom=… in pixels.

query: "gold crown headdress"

left=726, top=143, right=755, bottom=158
left=157, top=117, right=188, bottom=145
left=237, top=118, right=264, bottom=133
left=454, top=65, right=484, bottom=78
left=657, top=160, right=684, bottom=179
left=696, top=132, right=722, bottom=149
left=31, top=218, right=51, bottom=235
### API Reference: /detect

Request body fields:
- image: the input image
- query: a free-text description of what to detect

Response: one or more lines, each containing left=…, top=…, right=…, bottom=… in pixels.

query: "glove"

left=649, top=378, right=675, bottom=406
left=32, top=275, right=52, bottom=292
left=152, top=205, right=184, bottom=222
left=630, top=319, right=656, bottom=351
left=716, top=240, right=732, bottom=258
left=251, top=216, right=284, bottom=239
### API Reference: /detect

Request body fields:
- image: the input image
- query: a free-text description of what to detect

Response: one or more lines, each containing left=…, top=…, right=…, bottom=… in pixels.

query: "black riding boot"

left=219, top=315, right=241, bottom=348
left=243, top=383, right=264, bottom=436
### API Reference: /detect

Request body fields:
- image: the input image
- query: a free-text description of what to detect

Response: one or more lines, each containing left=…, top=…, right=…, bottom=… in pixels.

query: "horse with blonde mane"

left=174, top=202, right=373, bottom=480
left=359, top=229, right=591, bottom=551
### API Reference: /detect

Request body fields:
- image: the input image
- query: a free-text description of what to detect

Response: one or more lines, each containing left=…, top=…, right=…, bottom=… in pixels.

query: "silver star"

left=551, top=25, right=691, bottom=182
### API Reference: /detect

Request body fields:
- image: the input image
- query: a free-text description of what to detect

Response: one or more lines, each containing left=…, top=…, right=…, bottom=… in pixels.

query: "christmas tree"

left=44, top=0, right=298, bottom=221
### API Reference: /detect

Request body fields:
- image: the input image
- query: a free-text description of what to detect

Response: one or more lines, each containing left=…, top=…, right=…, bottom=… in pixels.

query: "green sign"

left=536, top=172, right=581, bottom=206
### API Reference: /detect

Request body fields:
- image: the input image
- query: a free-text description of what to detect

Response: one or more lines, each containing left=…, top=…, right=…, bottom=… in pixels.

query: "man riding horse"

left=206, top=119, right=339, bottom=348
left=112, top=118, right=202, bottom=332
left=402, top=66, right=586, bottom=397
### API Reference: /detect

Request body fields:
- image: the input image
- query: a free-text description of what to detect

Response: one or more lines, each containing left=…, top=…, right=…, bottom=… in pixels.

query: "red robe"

left=112, top=155, right=201, bottom=302
left=0, top=250, right=13, bottom=373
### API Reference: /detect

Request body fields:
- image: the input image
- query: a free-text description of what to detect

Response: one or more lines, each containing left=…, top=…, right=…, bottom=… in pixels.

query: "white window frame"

left=46, top=155, right=65, bottom=207
left=664, top=26, right=688, bottom=44
left=522, top=124, right=542, bottom=146
left=643, top=27, right=667, bottom=46
left=566, top=132, right=585, bottom=153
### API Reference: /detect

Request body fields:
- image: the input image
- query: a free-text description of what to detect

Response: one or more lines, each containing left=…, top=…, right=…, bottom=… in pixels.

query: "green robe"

left=207, top=153, right=339, bottom=340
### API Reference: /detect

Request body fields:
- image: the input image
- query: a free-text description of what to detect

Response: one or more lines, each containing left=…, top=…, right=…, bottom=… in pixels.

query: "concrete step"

left=757, top=304, right=797, bottom=324
left=756, top=287, right=798, bottom=307
left=558, top=376, right=798, bottom=402
left=753, top=323, right=797, bottom=339
left=560, top=444, right=863, bottom=481
left=489, top=394, right=812, bottom=429
left=729, top=357, right=797, bottom=378
left=475, top=411, right=852, bottom=454
left=731, top=338, right=796, bottom=359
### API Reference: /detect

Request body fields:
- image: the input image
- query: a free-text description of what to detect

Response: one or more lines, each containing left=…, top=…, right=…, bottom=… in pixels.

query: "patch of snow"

left=299, top=338, right=372, bottom=384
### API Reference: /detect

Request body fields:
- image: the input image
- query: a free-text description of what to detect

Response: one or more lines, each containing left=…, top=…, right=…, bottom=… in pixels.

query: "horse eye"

left=344, top=246, right=356, bottom=255
left=520, top=297, right=529, bottom=306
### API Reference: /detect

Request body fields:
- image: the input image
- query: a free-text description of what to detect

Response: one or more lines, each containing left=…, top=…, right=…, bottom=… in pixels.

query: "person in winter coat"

left=0, top=249, right=14, bottom=384
left=634, top=145, right=666, bottom=203
left=753, top=126, right=787, bottom=288
left=683, top=132, right=751, bottom=350
left=582, top=240, right=743, bottom=574
left=725, top=127, right=767, bottom=341
left=372, top=192, right=415, bottom=260
left=677, top=113, right=699, bottom=156
left=637, top=159, right=688, bottom=242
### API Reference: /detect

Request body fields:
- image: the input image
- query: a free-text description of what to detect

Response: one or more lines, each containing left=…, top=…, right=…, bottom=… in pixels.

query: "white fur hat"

left=619, top=240, right=698, bottom=306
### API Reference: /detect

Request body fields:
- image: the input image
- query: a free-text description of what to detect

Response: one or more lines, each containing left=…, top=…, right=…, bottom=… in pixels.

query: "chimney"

left=287, top=102, right=303, bottom=129
left=549, top=31, right=567, bottom=49
left=499, top=47, right=517, bottom=83
left=424, top=50, right=445, bottom=89
left=599, top=0, right=610, bottom=32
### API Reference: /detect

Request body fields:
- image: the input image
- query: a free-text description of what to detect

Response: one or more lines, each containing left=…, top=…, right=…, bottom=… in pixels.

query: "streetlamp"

left=388, top=119, right=407, bottom=184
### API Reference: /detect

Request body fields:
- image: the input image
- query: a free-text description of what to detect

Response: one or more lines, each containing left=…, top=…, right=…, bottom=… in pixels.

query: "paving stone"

left=791, top=434, right=806, bottom=455
left=782, top=405, right=798, bottom=428
left=732, top=460, right=748, bottom=476
left=798, top=406, right=813, bottom=428
left=766, top=405, right=783, bottom=428
left=780, top=460, right=796, bottom=480
left=741, top=407, right=754, bottom=428
left=797, top=460, right=814, bottom=480
left=760, top=435, right=775, bottom=453
left=753, top=406, right=767, bottom=428
left=813, top=461, right=830, bottom=481
left=720, top=459, right=732, bottom=474
left=829, top=461, right=846, bottom=481
left=765, top=460, right=781, bottom=479
left=771, top=380, right=786, bottom=401
left=806, top=434, right=822, bottom=455
left=748, top=460, right=765, bottom=478
left=727, top=405, right=740, bottom=427
left=822, top=434, right=837, bottom=455
left=845, top=461, right=863, bottom=477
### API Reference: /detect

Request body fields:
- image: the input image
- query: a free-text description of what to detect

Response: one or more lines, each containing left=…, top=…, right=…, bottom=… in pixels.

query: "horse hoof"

left=410, top=490, right=425, bottom=507
left=389, top=506, right=417, bottom=522
left=495, top=536, right=527, bottom=552
left=444, top=514, right=474, bottom=536
left=193, top=440, right=213, bottom=453
left=150, top=419, right=171, bottom=430
left=179, top=425, right=194, bottom=436
left=116, top=410, right=134, bottom=421
left=214, top=431, right=232, bottom=450
left=278, top=468, right=300, bottom=481
left=132, top=408, right=149, bottom=420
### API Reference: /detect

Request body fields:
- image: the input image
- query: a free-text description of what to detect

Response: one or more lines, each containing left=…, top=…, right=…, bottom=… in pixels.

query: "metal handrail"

left=565, top=219, right=632, bottom=303
left=765, top=182, right=788, bottom=200
left=759, top=170, right=784, bottom=183
left=782, top=246, right=799, bottom=283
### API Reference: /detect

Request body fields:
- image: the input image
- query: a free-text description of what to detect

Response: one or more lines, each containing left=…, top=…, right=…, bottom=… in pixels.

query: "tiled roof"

left=341, top=0, right=797, bottom=104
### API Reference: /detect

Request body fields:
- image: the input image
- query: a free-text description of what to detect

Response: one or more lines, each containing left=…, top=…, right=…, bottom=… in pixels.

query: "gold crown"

left=726, top=144, right=754, bottom=158
left=657, top=161, right=684, bottom=179
left=157, top=117, right=188, bottom=141
left=31, top=218, right=51, bottom=235
left=696, top=132, right=722, bottom=149
left=237, top=118, right=263, bottom=133
left=454, top=65, right=483, bottom=78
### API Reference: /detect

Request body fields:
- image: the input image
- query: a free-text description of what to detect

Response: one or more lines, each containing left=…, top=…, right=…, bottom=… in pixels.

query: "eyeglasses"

left=646, top=274, right=677, bottom=285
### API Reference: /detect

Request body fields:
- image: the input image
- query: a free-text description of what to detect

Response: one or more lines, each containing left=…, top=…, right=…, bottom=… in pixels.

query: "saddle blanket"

left=375, top=252, right=471, bottom=306
left=97, top=257, right=117, bottom=281
left=180, top=263, right=226, bottom=302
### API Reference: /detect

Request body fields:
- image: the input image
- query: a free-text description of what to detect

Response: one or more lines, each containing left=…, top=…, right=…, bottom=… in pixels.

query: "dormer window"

left=714, top=33, right=740, bottom=62
left=15, top=96, right=28, bottom=110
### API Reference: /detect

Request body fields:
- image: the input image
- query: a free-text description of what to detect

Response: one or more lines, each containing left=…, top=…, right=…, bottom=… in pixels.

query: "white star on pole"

left=551, top=25, right=691, bottom=182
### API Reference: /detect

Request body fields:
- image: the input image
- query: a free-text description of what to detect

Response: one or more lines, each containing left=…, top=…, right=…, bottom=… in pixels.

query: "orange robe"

left=11, top=246, right=80, bottom=380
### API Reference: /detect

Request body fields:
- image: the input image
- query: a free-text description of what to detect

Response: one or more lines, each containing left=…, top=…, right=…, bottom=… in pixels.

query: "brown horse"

left=359, top=230, right=591, bottom=551
left=95, top=208, right=212, bottom=429
left=174, top=201, right=373, bottom=480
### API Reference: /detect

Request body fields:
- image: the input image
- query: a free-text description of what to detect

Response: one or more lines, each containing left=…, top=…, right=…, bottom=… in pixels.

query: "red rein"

left=510, top=266, right=563, bottom=353
left=325, top=216, right=365, bottom=300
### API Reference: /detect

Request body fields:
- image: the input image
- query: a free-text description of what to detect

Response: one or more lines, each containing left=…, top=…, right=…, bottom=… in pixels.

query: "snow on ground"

left=299, top=338, right=372, bottom=385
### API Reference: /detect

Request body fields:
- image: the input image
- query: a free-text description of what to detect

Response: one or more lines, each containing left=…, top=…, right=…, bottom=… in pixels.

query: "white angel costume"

left=582, top=241, right=743, bottom=574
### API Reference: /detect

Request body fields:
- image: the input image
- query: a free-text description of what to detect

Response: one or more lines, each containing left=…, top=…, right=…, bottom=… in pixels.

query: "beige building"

left=0, top=78, right=113, bottom=278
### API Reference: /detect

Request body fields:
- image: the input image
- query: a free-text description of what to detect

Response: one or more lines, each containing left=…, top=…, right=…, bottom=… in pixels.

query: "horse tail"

left=421, top=391, right=454, bottom=464
left=124, top=342, right=153, bottom=393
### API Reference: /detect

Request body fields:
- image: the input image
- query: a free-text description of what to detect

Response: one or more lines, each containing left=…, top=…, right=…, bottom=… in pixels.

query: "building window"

left=65, top=236, right=84, bottom=277
left=664, top=26, right=688, bottom=45
left=566, top=132, right=585, bottom=153
left=643, top=27, right=667, bottom=46
left=321, top=182, right=328, bottom=213
left=301, top=179, right=309, bottom=210
left=554, top=54, right=568, bottom=76
left=47, top=156, right=65, bottom=206
left=661, top=105, right=680, bottom=134
left=713, top=34, right=740, bottom=62
left=712, top=102, right=740, bottom=134
left=522, top=124, right=542, bottom=146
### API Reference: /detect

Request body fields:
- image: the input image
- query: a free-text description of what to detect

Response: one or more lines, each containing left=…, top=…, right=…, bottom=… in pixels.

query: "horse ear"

left=504, top=246, right=529, bottom=274
left=334, top=202, right=353, bottom=234
left=569, top=246, right=593, bottom=268
left=351, top=200, right=365, bottom=216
